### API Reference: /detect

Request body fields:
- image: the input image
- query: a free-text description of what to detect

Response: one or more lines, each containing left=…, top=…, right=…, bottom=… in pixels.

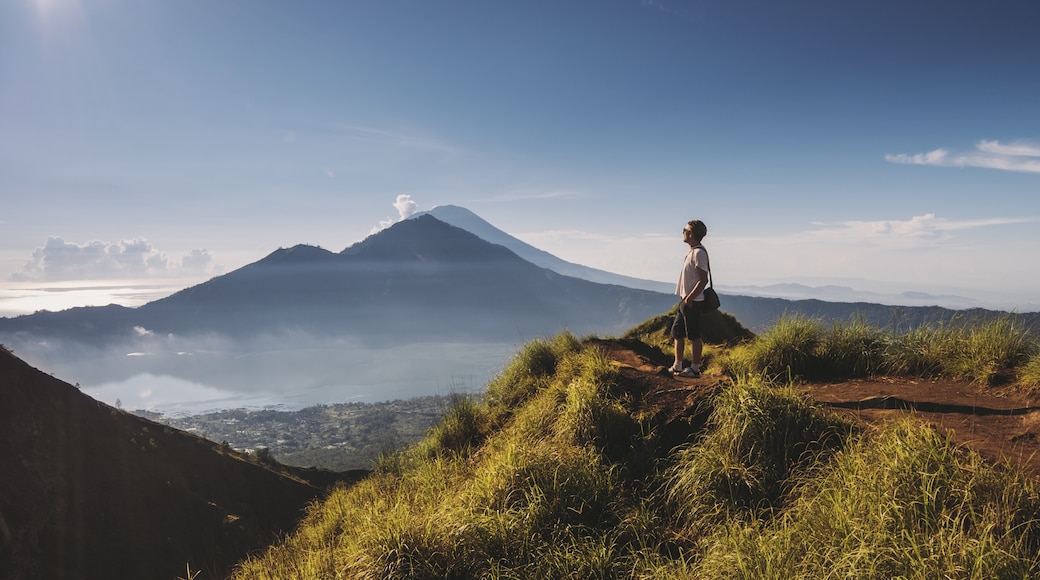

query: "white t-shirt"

left=675, top=245, right=708, bottom=301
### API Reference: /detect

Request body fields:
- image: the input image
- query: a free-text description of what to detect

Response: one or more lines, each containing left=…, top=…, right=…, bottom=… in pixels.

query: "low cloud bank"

left=10, top=237, right=222, bottom=282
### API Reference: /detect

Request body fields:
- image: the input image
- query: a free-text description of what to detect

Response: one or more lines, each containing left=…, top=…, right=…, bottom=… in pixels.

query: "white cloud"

left=884, top=149, right=949, bottom=166
left=886, top=139, right=1040, bottom=174
left=804, top=214, right=1034, bottom=245
left=976, top=140, right=1040, bottom=157
left=394, top=194, right=420, bottom=219
left=370, top=195, right=422, bottom=234
left=10, top=237, right=222, bottom=282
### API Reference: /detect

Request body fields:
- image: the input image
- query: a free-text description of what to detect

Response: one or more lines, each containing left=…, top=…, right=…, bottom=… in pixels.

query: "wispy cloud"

left=327, top=124, right=466, bottom=158
left=886, top=139, right=1040, bottom=174
left=815, top=213, right=1029, bottom=237
left=800, top=214, right=1035, bottom=248
left=10, top=237, right=223, bottom=282
left=486, top=188, right=585, bottom=202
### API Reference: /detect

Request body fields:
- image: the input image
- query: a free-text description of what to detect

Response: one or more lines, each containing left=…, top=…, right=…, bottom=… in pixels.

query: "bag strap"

left=696, top=245, right=713, bottom=289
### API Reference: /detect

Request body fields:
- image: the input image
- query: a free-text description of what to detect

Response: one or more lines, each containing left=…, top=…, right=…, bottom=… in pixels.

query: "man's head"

left=683, top=220, right=707, bottom=244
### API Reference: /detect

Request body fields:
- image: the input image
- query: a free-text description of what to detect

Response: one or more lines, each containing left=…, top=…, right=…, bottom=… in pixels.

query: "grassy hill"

left=230, top=322, right=1040, bottom=579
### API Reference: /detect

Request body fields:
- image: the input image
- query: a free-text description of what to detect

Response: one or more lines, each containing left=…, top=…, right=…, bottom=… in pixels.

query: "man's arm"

left=683, top=268, right=709, bottom=304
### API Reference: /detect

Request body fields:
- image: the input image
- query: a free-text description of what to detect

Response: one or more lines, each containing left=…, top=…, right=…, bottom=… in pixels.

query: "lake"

left=12, top=336, right=522, bottom=416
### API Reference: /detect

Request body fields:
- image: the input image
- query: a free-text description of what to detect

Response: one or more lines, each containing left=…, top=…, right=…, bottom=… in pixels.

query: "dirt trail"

left=593, top=338, right=1040, bottom=477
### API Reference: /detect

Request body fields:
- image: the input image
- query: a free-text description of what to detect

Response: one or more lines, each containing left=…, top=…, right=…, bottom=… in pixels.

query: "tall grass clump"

left=886, top=317, right=1038, bottom=385
left=694, top=418, right=1040, bottom=579
left=949, top=316, right=1037, bottom=385
left=817, top=316, right=887, bottom=378
left=720, top=314, right=1038, bottom=386
left=884, top=324, right=957, bottom=377
left=483, top=331, right=581, bottom=412
left=416, top=392, right=487, bottom=458
left=1020, top=351, right=1040, bottom=391
left=666, top=378, right=854, bottom=532
left=718, top=315, right=825, bottom=380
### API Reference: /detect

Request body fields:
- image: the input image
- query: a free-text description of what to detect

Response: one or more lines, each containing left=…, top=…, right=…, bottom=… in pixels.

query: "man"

left=670, top=219, right=709, bottom=378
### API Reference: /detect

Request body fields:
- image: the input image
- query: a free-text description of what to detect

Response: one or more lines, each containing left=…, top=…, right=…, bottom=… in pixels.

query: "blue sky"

left=2, top=0, right=1039, bottom=316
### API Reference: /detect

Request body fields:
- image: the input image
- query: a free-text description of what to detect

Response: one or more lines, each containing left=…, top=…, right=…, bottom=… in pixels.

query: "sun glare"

left=32, top=0, right=85, bottom=27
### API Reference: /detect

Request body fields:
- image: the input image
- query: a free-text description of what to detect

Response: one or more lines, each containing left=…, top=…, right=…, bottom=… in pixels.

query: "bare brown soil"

left=593, top=338, right=1040, bottom=478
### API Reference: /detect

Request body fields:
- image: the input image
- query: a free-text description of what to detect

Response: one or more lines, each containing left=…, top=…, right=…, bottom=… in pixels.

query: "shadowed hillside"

left=0, top=347, right=360, bottom=580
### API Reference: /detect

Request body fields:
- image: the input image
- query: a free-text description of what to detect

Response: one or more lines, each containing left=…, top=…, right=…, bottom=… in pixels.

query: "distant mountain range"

left=1, top=207, right=1037, bottom=352
left=724, top=282, right=1003, bottom=311
left=0, top=214, right=677, bottom=347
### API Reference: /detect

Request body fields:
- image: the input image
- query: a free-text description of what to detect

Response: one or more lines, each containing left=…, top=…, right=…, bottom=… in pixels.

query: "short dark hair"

left=687, top=219, right=707, bottom=241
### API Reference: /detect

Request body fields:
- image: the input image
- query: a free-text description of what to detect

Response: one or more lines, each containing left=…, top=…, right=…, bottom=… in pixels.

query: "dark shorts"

left=670, top=300, right=703, bottom=340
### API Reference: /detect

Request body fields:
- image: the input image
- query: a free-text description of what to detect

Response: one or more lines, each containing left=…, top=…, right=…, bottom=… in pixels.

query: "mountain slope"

left=0, top=347, right=353, bottom=580
left=415, top=205, right=674, bottom=293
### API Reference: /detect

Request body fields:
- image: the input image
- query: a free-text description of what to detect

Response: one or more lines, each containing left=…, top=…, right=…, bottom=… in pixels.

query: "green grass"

left=948, top=316, right=1037, bottom=385
left=666, top=379, right=855, bottom=531
left=693, top=418, right=1040, bottom=579
left=232, top=337, right=651, bottom=579
left=1021, top=351, right=1040, bottom=390
left=231, top=320, right=1040, bottom=580
left=717, top=314, right=1039, bottom=387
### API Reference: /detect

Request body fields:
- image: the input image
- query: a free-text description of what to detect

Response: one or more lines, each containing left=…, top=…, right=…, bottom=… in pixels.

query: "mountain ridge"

left=414, top=205, right=674, bottom=293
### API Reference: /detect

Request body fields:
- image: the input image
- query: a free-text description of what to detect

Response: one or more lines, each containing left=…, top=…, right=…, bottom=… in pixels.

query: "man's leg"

left=688, top=302, right=704, bottom=372
left=670, top=305, right=687, bottom=371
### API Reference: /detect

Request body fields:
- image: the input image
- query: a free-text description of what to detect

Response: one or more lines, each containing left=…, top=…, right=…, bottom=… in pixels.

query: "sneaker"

left=677, top=367, right=700, bottom=378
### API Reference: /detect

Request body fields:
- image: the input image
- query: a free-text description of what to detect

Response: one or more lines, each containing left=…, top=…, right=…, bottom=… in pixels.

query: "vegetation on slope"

left=629, top=309, right=1040, bottom=388
left=231, top=321, right=1040, bottom=579
left=716, top=314, right=1040, bottom=387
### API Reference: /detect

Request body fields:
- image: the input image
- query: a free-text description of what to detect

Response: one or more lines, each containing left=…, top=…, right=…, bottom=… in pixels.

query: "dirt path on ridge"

left=591, top=338, right=1040, bottom=478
